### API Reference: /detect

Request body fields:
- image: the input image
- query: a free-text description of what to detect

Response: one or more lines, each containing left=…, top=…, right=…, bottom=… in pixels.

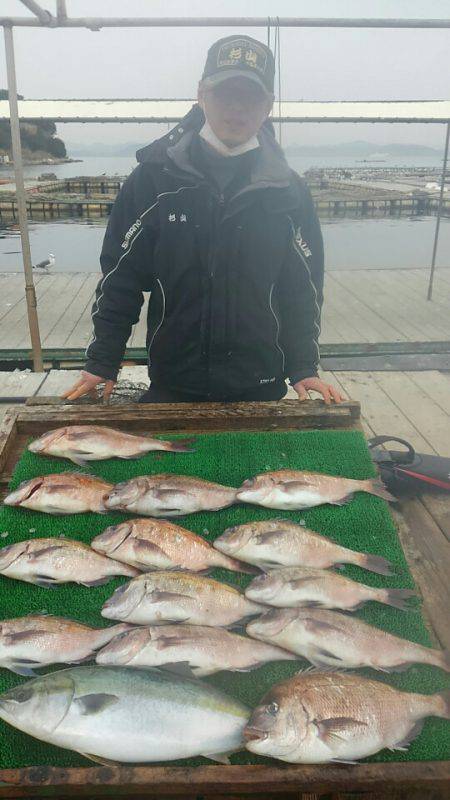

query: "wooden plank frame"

left=0, top=399, right=449, bottom=799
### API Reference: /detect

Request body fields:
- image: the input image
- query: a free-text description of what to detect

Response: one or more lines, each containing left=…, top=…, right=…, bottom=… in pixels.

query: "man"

left=64, top=35, right=343, bottom=405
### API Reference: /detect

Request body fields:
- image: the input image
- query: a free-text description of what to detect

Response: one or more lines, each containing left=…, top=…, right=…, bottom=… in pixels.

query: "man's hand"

left=61, top=370, right=116, bottom=403
left=293, top=376, right=344, bottom=405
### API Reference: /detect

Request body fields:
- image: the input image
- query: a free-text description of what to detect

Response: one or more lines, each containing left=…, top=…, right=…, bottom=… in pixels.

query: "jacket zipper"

left=147, top=278, right=166, bottom=366
left=204, top=192, right=225, bottom=395
left=269, top=282, right=286, bottom=373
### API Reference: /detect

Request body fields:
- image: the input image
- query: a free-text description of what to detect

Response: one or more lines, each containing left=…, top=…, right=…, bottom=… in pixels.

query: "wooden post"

left=3, top=24, right=43, bottom=372
left=427, top=121, right=450, bottom=300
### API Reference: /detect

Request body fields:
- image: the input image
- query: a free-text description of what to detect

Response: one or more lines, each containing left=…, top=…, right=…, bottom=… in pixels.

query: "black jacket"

left=85, top=105, right=324, bottom=398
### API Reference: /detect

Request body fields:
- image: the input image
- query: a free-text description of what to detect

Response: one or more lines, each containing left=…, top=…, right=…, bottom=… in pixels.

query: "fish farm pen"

left=1, top=172, right=449, bottom=220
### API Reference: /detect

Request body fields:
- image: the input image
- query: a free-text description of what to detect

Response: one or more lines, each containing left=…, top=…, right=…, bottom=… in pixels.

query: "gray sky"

left=1, top=0, right=449, bottom=151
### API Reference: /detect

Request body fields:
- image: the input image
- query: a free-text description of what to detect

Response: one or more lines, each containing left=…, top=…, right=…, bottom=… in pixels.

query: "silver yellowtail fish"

left=0, top=616, right=130, bottom=676
left=0, top=666, right=249, bottom=763
left=214, top=519, right=392, bottom=575
left=0, top=537, right=139, bottom=588
left=102, top=571, right=263, bottom=626
left=244, top=671, right=450, bottom=763
left=104, top=474, right=237, bottom=517
left=247, top=608, right=450, bottom=672
left=91, top=518, right=251, bottom=573
left=245, top=566, right=415, bottom=612
left=29, top=426, right=194, bottom=466
left=3, top=473, right=113, bottom=514
left=236, top=469, right=395, bottom=510
left=96, top=624, right=296, bottom=676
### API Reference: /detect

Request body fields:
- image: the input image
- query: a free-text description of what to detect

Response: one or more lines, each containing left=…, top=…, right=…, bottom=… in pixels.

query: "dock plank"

left=46, top=274, right=97, bottom=348
left=373, top=371, right=450, bottom=456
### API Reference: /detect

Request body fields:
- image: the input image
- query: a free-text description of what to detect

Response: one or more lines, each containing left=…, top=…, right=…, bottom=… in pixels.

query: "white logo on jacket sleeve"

left=121, top=218, right=142, bottom=249
left=294, top=226, right=312, bottom=258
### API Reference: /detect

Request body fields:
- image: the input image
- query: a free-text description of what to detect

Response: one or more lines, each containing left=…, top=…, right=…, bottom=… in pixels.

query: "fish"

left=244, top=671, right=450, bottom=763
left=244, top=566, right=416, bottom=612
left=102, top=571, right=264, bottom=626
left=3, top=473, right=113, bottom=515
left=214, top=519, right=392, bottom=575
left=28, top=426, right=194, bottom=466
left=0, top=616, right=130, bottom=676
left=103, top=474, right=237, bottom=517
left=236, top=469, right=395, bottom=510
left=0, top=537, right=139, bottom=588
left=0, top=665, right=249, bottom=764
left=91, top=518, right=252, bottom=574
left=96, top=624, right=296, bottom=676
left=246, top=608, right=450, bottom=672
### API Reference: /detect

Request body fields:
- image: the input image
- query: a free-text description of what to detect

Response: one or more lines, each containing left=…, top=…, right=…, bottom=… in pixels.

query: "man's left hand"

left=293, top=377, right=344, bottom=404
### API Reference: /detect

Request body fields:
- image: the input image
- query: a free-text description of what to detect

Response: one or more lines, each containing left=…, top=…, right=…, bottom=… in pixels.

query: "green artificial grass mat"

left=0, top=428, right=448, bottom=770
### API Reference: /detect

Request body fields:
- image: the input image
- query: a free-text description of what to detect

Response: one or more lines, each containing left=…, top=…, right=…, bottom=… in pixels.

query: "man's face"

left=198, top=77, right=273, bottom=147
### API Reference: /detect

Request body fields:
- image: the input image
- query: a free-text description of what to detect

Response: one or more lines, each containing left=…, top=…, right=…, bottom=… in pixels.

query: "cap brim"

left=202, top=69, right=269, bottom=95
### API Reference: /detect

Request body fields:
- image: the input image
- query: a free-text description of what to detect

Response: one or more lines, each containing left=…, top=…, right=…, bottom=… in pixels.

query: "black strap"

left=367, top=435, right=416, bottom=464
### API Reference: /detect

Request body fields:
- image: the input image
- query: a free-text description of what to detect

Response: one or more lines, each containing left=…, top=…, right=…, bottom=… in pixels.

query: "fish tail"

left=213, top=552, right=258, bottom=575
left=381, top=588, right=416, bottom=611
left=434, top=649, right=450, bottom=673
left=362, top=478, right=397, bottom=503
left=165, top=437, right=196, bottom=453
left=432, top=689, right=450, bottom=719
left=359, top=552, right=393, bottom=576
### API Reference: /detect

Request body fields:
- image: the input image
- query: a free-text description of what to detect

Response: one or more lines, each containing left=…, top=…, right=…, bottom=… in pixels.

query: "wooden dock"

left=0, top=268, right=448, bottom=352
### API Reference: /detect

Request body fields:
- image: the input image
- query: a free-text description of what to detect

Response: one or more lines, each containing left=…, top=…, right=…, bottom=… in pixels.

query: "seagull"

left=33, top=253, right=55, bottom=273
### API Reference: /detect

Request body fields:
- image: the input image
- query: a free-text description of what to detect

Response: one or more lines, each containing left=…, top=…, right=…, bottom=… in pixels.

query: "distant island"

left=0, top=88, right=73, bottom=165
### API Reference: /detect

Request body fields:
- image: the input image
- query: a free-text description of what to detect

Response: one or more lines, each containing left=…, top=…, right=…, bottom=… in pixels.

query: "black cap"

left=201, top=35, right=275, bottom=95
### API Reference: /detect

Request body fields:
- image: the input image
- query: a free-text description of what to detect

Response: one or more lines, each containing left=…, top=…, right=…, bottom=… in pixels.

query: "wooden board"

left=0, top=399, right=448, bottom=798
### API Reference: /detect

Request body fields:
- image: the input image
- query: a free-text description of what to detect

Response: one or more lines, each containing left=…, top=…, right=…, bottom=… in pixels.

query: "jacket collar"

left=136, top=104, right=299, bottom=212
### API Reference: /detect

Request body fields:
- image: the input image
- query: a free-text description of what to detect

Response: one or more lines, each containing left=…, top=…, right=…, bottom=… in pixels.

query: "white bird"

left=33, top=253, right=55, bottom=272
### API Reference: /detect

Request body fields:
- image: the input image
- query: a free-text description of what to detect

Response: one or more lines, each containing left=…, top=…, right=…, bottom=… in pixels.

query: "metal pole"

left=427, top=121, right=450, bottom=300
left=3, top=25, right=44, bottom=372
left=17, top=0, right=53, bottom=24
left=56, top=0, right=67, bottom=23
left=1, top=16, right=450, bottom=29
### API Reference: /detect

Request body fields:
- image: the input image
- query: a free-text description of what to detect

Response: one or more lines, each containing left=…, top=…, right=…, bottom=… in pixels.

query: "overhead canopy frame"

left=1, top=5, right=449, bottom=371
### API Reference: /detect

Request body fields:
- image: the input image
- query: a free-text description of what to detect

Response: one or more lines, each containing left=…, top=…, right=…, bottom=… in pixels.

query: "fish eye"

left=13, top=687, right=34, bottom=704
left=267, top=701, right=279, bottom=716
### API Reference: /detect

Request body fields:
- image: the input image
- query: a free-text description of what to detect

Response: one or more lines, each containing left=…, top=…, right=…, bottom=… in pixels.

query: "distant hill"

left=0, top=89, right=67, bottom=160
left=284, top=141, right=441, bottom=157
left=68, top=139, right=441, bottom=159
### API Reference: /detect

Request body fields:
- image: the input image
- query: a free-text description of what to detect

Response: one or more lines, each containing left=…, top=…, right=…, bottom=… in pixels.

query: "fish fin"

left=3, top=630, right=48, bottom=645
left=8, top=661, right=39, bottom=677
left=283, top=481, right=313, bottom=494
left=391, top=720, right=424, bottom=750
left=33, top=575, right=59, bottom=588
left=134, top=539, right=171, bottom=559
left=361, top=553, right=393, bottom=576
left=165, top=438, right=196, bottom=453
left=201, top=751, right=232, bottom=765
left=73, top=693, right=119, bottom=715
left=303, top=618, right=342, bottom=635
left=288, top=577, right=320, bottom=590
left=364, top=477, right=397, bottom=503
left=314, top=648, right=345, bottom=663
left=30, top=545, right=66, bottom=559
left=331, top=758, right=360, bottom=765
left=67, top=453, right=91, bottom=467
left=81, top=577, right=111, bottom=588
left=78, top=752, right=124, bottom=767
left=160, top=661, right=196, bottom=678
left=315, top=717, right=368, bottom=744
left=331, top=494, right=354, bottom=506
left=255, top=530, right=290, bottom=546
left=381, top=663, right=411, bottom=673
left=382, top=588, right=416, bottom=612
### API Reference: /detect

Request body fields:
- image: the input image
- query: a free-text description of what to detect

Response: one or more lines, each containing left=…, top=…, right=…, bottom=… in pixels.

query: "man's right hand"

left=61, top=370, right=116, bottom=403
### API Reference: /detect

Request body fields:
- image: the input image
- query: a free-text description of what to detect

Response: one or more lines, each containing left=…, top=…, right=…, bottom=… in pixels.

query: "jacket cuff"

left=289, top=368, right=319, bottom=386
left=85, top=359, right=120, bottom=382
